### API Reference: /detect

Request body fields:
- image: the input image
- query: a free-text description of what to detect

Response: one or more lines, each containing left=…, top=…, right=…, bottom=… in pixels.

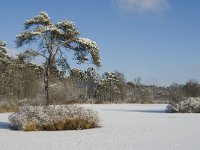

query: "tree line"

left=1, top=43, right=200, bottom=105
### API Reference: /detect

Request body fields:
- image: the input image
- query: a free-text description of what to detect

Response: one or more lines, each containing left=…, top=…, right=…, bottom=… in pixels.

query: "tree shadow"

left=0, top=122, right=11, bottom=130
left=103, top=109, right=166, bottom=113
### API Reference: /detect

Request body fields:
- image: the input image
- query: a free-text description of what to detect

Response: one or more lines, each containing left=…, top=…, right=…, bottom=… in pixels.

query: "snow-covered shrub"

left=166, top=97, right=200, bottom=113
left=0, top=101, right=18, bottom=113
left=9, top=105, right=99, bottom=131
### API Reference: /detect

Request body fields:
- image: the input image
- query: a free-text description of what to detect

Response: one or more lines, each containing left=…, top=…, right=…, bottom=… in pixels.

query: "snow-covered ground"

left=0, top=104, right=200, bottom=150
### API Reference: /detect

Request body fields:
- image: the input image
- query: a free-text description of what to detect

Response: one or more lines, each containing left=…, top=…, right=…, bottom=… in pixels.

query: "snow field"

left=0, top=104, right=200, bottom=150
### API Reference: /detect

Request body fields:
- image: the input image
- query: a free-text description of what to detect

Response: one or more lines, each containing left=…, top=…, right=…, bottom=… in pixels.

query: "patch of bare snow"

left=0, top=104, right=200, bottom=150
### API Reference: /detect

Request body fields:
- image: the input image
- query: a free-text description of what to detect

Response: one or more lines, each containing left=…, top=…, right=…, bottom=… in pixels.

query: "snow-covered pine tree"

left=16, top=12, right=101, bottom=105
left=0, top=40, right=6, bottom=54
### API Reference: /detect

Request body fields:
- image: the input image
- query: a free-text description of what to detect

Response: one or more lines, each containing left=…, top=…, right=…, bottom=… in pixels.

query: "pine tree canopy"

left=16, top=12, right=101, bottom=71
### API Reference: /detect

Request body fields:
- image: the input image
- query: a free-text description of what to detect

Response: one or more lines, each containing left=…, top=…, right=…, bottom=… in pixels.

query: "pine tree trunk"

left=44, top=61, right=50, bottom=106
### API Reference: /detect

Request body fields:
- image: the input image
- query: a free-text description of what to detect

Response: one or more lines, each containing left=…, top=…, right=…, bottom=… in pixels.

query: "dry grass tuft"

left=166, top=97, right=200, bottom=113
left=9, top=105, right=100, bottom=131
left=0, top=101, right=18, bottom=113
left=24, top=122, right=38, bottom=131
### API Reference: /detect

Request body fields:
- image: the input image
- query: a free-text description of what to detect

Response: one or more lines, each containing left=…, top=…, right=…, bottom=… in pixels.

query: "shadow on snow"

left=0, top=122, right=11, bottom=130
left=103, top=109, right=166, bottom=113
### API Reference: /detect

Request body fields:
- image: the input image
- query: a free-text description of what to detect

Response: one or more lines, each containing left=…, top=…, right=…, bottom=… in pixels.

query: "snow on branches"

left=15, top=11, right=101, bottom=105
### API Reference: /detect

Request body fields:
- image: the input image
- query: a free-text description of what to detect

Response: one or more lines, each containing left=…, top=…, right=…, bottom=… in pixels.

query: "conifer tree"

left=16, top=12, right=101, bottom=105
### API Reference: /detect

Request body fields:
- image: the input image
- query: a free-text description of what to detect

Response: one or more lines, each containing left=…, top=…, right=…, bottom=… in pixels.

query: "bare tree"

left=183, top=80, right=200, bottom=97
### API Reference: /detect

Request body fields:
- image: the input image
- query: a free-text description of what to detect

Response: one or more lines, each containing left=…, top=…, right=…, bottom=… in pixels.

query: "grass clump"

left=0, top=101, right=18, bottom=113
left=9, top=105, right=99, bottom=131
left=166, top=97, right=200, bottom=113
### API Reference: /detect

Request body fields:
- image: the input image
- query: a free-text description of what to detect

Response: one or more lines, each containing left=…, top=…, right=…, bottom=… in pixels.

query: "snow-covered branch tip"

left=25, top=11, right=52, bottom=29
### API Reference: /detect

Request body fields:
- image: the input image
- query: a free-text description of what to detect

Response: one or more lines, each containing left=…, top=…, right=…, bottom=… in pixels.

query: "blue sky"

left=0, top=0, right=200, bottom=86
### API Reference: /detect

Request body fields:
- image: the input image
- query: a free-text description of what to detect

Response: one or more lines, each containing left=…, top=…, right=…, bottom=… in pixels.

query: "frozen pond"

left=0, top=104, right=200, bottom=150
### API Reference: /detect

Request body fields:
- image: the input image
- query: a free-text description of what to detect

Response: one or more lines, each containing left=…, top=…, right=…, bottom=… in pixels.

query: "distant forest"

left=1, top=40, right=200, bottom=105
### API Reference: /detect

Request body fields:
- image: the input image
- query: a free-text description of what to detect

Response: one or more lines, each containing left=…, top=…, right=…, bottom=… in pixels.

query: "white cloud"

left=113, top=0, right=169, bottom=13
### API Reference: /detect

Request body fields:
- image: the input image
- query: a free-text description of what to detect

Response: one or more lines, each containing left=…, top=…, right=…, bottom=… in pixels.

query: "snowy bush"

left=166, top=97, right=200, bottom=113
left=9, top=105, right=99, bottom=131
left=0, top=101, right=18, bottom=113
